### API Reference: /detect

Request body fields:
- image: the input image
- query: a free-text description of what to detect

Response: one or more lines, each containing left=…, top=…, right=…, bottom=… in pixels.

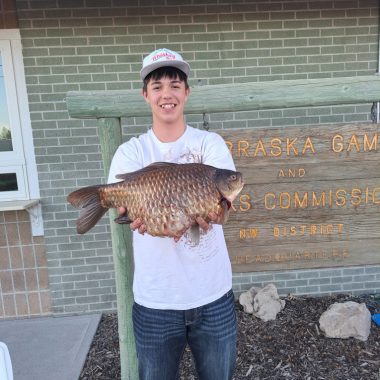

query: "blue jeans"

left=132, top=290, right=237, bottom=380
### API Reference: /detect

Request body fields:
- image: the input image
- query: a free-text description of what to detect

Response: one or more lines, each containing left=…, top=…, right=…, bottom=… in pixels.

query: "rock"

left=319, top=301, right=371, bottom=341
left=238, top=287, right=258, bottom=314
left=239, top=284, right=285, bottom=321
left=252, top=284, right=285, bottom=322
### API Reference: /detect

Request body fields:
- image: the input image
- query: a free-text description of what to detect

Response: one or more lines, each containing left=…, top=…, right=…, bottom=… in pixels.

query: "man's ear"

left=185, top=86, right=190, bottom=101
left=142, top=89, right=149, bottom=103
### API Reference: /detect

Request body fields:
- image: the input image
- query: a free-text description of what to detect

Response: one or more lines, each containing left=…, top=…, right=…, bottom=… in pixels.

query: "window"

left=0, top=30, right=39, bottom=202
left=0, top=30, right=42, bottom=235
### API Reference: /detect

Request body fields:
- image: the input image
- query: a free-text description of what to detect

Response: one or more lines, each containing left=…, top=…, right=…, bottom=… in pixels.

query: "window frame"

left=0, top=29, right=39, bottom=203
left=0, top=166, right=28, bottom=200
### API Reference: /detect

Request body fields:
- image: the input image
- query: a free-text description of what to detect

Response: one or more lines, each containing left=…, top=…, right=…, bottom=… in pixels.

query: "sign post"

left=97, top=118, right=138, bottom=380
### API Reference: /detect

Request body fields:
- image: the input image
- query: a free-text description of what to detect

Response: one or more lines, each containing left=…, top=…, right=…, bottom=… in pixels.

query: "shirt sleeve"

left=107, top=138, right=142, bottom=184
left=201, top=131, right=236, bottom=171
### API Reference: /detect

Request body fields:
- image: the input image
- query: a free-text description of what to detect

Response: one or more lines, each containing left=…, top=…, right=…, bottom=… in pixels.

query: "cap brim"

left=140, top=60, right=190, bottom=80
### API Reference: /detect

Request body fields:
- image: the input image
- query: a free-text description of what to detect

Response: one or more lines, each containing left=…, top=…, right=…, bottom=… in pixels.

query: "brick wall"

left=0, top=210, right=51, bottom=318
left=15, top=0, right=380, bottom=314
left=234, top=266, right=380, bottom=297
left=0, top=0, right=18, bottom=28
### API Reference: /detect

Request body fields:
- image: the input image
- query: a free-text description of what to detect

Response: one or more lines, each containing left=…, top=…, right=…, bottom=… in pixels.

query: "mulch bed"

left=80, top=293, right=380, bottom=380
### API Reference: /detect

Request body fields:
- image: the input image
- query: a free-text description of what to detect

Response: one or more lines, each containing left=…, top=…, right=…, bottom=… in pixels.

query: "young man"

left=108, top=48, right=237, bottom=380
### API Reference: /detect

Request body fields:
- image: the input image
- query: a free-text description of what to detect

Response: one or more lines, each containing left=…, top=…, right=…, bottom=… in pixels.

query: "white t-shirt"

left=108, top=125, right=235, bottom=310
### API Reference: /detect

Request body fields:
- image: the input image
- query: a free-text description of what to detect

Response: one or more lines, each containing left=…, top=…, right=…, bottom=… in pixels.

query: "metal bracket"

left=25, top=202, right=44, bottom=236
left=198, top=79, right=210, bottom=130
left=371, top=71, right=380, bottom=123
left=202, top=113, right=209, bottom=130
left=370, top=102, right=379, bottom=123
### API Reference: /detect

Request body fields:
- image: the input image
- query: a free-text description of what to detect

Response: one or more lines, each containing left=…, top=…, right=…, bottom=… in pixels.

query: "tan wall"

left=0, top=210, right=51, bottom=318
left=0, top=0, right=50, bottom=318
left=0, top=0, right=18, bottom=28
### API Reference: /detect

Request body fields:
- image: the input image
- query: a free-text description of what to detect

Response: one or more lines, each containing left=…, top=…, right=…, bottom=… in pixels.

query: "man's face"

left=142, top=75, right=190, bottom=126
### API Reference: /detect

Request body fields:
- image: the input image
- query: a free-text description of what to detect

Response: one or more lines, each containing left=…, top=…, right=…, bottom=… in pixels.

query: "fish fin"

left=67, top=185, right=103, bottom=208
left=67, top=186, right=107, bottom=234
left=115, top=162, right=178, bottom=180
left=189, top=224, right=200, bottom=246
left=77, top=202, right=108, bottom=234
left=219, top=198, right=231, bottom=224
left=114, top=213, right=132, bottom=224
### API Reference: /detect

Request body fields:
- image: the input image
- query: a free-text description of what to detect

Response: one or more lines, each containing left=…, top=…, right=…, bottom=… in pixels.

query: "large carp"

left=67, top=162, right=244, bottom=241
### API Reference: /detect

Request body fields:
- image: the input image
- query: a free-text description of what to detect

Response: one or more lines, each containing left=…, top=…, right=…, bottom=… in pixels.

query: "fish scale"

left=108, top=168, right=222, bottom=236
left=67, top=162, right=244, bottom=240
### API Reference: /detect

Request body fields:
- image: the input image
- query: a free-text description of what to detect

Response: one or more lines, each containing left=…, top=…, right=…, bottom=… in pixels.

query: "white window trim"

left=0, top=165, right=27, bottom=200
left=0, top=29, right=43, bottom=236
left=0, top=40, right=23, bottom=163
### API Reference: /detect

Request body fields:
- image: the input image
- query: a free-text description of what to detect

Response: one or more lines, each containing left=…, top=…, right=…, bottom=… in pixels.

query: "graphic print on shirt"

left=177, top=147, right=202, bottom=164
left=174, top=147, right=219, bottom=262
left=181, top=226, right=219, bottom=263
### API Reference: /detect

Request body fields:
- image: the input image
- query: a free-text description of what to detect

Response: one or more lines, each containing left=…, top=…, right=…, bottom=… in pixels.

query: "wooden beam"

left=97, top=118, right=138, bottom=380
left=66, top=75, right=380, bottom=119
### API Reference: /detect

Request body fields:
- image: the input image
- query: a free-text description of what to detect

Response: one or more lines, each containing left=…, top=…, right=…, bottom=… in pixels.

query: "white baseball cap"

left=140, top=48, right=190, bottom=80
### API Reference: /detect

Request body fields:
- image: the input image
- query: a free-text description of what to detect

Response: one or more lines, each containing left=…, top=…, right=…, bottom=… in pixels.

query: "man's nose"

left=162, top=85, right=172, bottom=98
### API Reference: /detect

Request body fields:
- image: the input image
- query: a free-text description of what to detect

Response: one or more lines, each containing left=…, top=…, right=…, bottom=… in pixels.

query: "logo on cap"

left=152, top=51, right=176, bottom=61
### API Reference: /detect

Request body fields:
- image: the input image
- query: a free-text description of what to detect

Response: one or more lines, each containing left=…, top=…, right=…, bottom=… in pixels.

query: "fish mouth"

left=220, top=198, right=232, bottom=209
left=224, top=182, right=244, bottom=203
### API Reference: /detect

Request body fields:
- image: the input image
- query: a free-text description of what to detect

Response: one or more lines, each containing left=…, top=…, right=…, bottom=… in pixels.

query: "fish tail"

left=67, top=185, right=108, bottom=234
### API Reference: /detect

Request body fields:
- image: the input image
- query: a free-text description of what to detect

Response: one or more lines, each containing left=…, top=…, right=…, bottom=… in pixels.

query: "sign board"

left=219, top=123, right=380, bottom=272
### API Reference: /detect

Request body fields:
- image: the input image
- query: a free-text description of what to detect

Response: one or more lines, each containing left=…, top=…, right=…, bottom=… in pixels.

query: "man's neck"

left=152, top=121, right=186, bottom=143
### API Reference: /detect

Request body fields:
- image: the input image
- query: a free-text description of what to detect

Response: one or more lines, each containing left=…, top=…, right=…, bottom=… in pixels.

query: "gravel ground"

left=80, top=293, right=380, bottom=380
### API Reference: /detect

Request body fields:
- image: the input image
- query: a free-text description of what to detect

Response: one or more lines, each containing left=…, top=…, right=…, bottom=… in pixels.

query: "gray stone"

left=238, top=287, right=258, bottom=314
left=319, top=301, right=371, bottom=341
left=239, top=284, right=285, bottom=322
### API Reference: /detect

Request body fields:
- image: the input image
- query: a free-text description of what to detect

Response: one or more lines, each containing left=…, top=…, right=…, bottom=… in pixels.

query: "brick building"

left=0, top=0, right=379, bottom=318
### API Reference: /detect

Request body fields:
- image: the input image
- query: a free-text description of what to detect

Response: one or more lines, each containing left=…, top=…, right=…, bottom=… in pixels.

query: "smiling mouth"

left=160, top=104, right=176, bottom=109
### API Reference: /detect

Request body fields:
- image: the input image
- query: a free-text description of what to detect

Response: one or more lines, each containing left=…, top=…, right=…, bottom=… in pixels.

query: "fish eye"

left=230, top=174, right=236, bottom=180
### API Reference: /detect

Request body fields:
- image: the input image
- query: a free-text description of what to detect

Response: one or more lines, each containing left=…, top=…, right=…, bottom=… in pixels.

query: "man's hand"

left=117, top=207, right=147, bottom=235
left=130, top=217, right=147, bottom=235
left=196, top=199, right=230, bottom=232
left=121, top=207, right=185, bottom=242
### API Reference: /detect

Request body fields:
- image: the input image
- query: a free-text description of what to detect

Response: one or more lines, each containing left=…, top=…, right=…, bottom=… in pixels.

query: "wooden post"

left=97, top=118, right=138, bottom=380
